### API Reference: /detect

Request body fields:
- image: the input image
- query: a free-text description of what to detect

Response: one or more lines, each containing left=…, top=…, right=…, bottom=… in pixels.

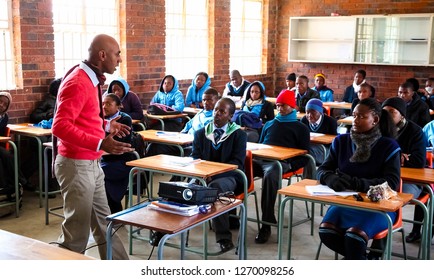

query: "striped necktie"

left=214, top=128, right=224, bottom=143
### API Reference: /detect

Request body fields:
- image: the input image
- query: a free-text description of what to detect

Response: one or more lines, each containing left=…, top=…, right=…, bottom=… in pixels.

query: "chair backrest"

left=0, top=126, right=10, bottom=150
left=426, top=150, right=433, bottom=168
left=235, top=150, right=254, bottom=200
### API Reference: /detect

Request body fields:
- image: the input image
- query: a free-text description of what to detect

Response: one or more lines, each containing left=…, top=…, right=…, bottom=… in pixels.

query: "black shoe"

left=255, top=226, right=271, bottom=244
left=149, top=231, right=165, bottom=246
left=405, top=231, right=421, bottom=243
left=218, top=239, right=234, bottom=253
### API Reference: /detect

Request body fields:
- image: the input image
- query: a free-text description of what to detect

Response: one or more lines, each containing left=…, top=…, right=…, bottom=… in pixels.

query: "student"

left=343, top=69, right=375, bottom=103
left=397, top=81, right=430, bottom=128
left=295, top=75, right=320, bottom=113
left=185, top=72, right=211, bottom=108
left=106, top=77, right=144, bottom=123
left=301, top=98, right=337, bottom=165
left=350, top=83, right=373, bottom=113
left=150, top=98, right=247, bottom=253
left=317, top=98, right=400, bottom=260
left=146, top=87, right=219, bottom=157
left=0, top=92, right=25, bottom=203
left=22, top=78, right=62, bottom=194
left=379, top=97, right=427, bottom=249
left=285, top=73, right=296, bottom=91
left=312, top=73, right=334, bottom=102
left=222, top=70, right=250, bottom=106
left=238, top=81, right=275, bottom=142
left=149, top=74, right=185, bottom=131
left=100, top=94, right=136, bottom=214
left=253, top=89, right=310, bottom=244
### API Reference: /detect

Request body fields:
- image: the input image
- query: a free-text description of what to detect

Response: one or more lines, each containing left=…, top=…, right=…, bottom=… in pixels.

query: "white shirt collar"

left=79, top=62, right=100, bottom=87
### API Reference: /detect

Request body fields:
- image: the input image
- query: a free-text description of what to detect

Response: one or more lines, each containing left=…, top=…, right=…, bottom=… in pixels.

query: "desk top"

left=310, top=133, right=336, bottom=145
left=267, top=97, right=277, bottom=104
left=273, top=110, right=305, bottom=120
left=247, top=142, right=307, bottom=161
left=337, top=116, right=354, bottom=126
left=183, top=107, right=202, bottom=115
left=108, top=200, right=242, bottom=234
left=323, top=102, right=352, bottom=110
left=8, top=123, right=52, bottom=136
left=138, top=129, right=193, bottom=145
left=143, top=111, right=188, bottom=119
left=401, top=167, right=434, bottom=185
left=0, top=136, right=11, bottom=142
left=126, top=154, right=238, bottom=178
left=278, top=179, right=412, bottom=212
left=0, top=230, right=94, bottom=260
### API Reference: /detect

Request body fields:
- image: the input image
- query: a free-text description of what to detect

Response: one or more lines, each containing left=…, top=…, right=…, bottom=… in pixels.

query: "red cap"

left=276, top=89, right=296, bottom=108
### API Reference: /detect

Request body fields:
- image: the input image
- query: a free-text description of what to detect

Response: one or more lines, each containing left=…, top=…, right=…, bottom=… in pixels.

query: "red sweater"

left=52, top=63, right=105, bottom=160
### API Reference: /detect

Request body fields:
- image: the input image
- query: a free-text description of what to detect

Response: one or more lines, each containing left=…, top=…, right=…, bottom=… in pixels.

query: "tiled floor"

left=1, top=173, right=432, bottom=260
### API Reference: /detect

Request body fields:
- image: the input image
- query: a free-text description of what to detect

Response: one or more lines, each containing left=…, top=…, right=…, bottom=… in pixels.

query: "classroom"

left=1, top=0, right=434, bottom=264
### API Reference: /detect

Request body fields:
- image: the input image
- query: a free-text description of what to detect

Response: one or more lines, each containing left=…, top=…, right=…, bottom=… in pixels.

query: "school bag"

left=231, top=110, right=263, bottom=129
left=147, top=103, right=181, bottom=115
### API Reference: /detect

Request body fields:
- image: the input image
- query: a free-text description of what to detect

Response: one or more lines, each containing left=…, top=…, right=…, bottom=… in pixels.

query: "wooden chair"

left=316, top=179, right=406, bottom=259
left=0, top=127, right=11, bottom=150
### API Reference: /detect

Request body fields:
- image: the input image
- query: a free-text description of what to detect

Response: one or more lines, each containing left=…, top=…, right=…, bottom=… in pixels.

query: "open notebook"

left=306, top=184, right=358, bottom=196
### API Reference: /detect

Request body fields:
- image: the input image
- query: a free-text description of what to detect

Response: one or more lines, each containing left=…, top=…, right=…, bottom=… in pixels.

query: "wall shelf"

left=288, top=14, right=434, bottom=66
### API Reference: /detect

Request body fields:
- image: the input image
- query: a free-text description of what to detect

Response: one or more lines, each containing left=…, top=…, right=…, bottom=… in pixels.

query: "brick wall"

left=276, top=0, right=434, bottom=101
left=4, top=0, right=434, bottom=122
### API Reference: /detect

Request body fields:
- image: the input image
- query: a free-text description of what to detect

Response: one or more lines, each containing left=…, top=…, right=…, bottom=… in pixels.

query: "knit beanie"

left=286, top=73, right=296, bottom=82
left=382, top=97, right=406, bottom=117
left=276, top=89, right=296, bottom=108
left=0, top=91, right=12, bottom=112
left=306, top=98, right=323, bottom=114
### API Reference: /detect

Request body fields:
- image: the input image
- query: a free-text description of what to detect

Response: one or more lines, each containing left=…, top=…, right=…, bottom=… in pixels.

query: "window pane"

left=53, top=0, right=119, bottom=83
left=230, top=0, right=263, bottom=75
left=0, top=0, right=15, bottom=89
left=165, top=0, right=209, bottom=79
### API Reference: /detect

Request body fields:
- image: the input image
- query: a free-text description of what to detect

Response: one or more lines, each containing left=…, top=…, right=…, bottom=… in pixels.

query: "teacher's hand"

left=109, top=116, right=131, bottom=138
left=101, top=131, right=134, bottom=155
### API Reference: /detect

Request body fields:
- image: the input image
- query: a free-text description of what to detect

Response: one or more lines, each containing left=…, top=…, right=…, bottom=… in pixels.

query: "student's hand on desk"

left=401, top=153, right=410, bottom=166
left=109, top=116, right=131, bottom=137
left=101, top=132, right=134, bottom=155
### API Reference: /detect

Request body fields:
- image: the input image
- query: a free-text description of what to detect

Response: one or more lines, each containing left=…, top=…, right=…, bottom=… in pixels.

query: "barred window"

left=53, top=0, right=120, bottom=83
left=0, top=0, right=16, bottom=90
left=165, top=0, right=210, bottom=80
left=230, top=0, right=264, bottom=75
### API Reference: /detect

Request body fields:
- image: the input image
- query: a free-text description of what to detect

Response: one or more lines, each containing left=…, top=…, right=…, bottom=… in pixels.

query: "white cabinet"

left=288, top=14, right=434, bottom=66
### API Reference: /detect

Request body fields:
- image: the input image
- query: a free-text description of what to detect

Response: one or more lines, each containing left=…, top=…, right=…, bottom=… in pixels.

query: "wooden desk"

left=8, top=123, right=52, bottom=208
left=183, top=107, right=202, bottom=116
left=132, top=119, right=146, bottom=130
left=401, top=167, right=434, bottom=259
left=43, top=142, right=63, bottom=225
left=323, top=102, right=352, bottom=110
left=106, top=200, right=245, bottom=260
left=273, top=110, right=305, bottom=120
left=0, top=137, right=19, bottom=217
left=267, top=97, right=277, bottom=104
left=123, top=154, right=248, bottom=259
left=0, top=230, right=94, bottom=260
left=337, top=116, right=354, bottom=126
left=277, top=179, right=413, bottom=260
left=143, top=111, right=189, bottom=131
left=138, top=129, right=194, bottom=156
left=310, top=133, right=336, bottom=163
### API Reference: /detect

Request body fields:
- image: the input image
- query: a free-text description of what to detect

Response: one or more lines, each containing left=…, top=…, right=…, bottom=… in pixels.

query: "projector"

left=158, top=181, right=219, bottom=205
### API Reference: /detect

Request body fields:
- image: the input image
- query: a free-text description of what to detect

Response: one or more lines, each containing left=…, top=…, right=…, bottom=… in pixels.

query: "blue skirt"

left=322, top=206, right=397, bottom=238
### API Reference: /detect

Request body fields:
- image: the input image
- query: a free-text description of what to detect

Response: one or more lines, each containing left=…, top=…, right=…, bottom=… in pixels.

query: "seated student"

left=0, top=92, right=25, bottom=203
left=253, top=89, right=310, bottom=244
left=146, top=87, right=219, bottom=157
left=398, top=81, right=430, bottom=128
left=312, top=73, right=334, bottom=102
left=421, top=77, right=434, bottom=110
left=238, top=81, right=275, bottom=142
left=350, top=83, right=373, bottom=113
left=100, top=94, right=136, bottom=214
left=295, top=75, right=320, bottom=113
left=379, top=97, right=427, bottom=248
left=150, top=98, right=247, bottom=253
left=317, top=98, right=400, bottom=260
left=343, top=69, right=376, bottom=103
left=22, top=78, right=62, bottom=193
left=106, top=77, right=144, bottom=130
left=222, top=70, right=250, bottom=106
left=285, top=73, right=296, bottom=91
left=300, top=98, right=337, bottom=165
left=408, top=77, right=434, bottom=111
left=149, top=74, right=185, bottom=132
left=185, top=72, right=212, bottom=108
